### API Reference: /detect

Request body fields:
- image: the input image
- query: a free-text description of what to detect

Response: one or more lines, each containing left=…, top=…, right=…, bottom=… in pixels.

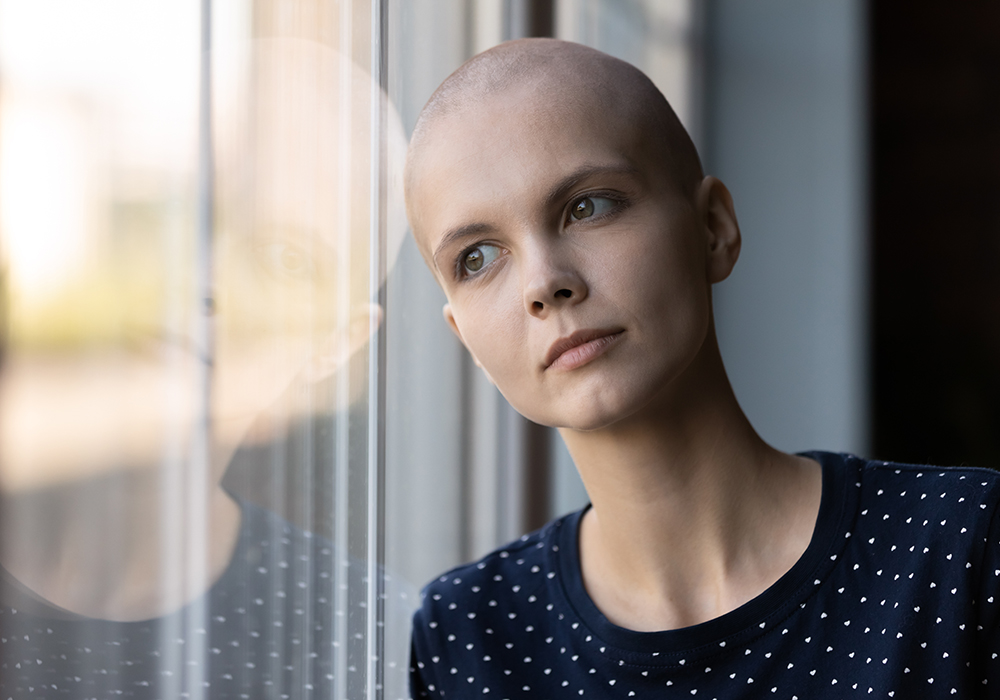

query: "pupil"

left=465, top=249, right=484, bottom=272
left=573, top=198, right=594, bottom=219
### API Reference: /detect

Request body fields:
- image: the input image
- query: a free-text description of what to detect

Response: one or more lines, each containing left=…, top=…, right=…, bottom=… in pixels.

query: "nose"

left=522, top=248, right=588, bottom=318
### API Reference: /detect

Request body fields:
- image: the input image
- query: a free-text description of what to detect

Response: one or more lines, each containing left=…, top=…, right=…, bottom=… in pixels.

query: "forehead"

left=219, top=41, right=406, bottom=250
left=409, top=83, right=654, bottom=257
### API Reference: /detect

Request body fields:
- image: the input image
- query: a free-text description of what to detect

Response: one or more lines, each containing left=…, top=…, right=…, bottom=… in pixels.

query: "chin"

left=561, top=405, right=645, bottom=433
left=525, top=387, right=652, bottom=433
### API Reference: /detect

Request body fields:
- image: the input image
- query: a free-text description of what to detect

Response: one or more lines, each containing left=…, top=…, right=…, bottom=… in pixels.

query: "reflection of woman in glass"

left=0, top=39, right=408, bottom=698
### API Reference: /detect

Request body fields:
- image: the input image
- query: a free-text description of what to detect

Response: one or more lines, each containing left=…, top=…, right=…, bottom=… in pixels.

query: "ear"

left=695, top=176, right=741, bottom=284
left=442, top=303, right=464, bottom=346
left=443, top=303, right=495, bottom=384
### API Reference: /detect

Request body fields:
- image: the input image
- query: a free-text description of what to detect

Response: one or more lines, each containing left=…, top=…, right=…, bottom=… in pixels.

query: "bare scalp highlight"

left=405, top=38, right=704, bottom=233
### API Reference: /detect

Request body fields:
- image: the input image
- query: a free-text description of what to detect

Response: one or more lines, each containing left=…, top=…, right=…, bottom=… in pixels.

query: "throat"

left=576, top=451, right=823, bottom=632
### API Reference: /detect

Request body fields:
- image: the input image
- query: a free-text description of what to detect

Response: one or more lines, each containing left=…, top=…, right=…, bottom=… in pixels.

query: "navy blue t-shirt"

left=410, top=452, right=1000, bottom=698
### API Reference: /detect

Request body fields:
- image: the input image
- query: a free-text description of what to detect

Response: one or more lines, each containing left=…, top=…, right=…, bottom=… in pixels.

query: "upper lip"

left=544, top=328, right=624, bottom=369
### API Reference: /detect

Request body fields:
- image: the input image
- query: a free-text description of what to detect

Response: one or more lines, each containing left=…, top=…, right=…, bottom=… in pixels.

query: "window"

left=0, top=1, right=397, bottom=696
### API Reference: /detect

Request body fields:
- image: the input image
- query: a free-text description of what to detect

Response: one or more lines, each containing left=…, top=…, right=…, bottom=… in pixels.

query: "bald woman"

left=405, top=39, right=1000, bottom=698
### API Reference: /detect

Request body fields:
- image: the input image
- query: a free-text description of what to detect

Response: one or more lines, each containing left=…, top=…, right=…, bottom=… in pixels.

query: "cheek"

left=595, top=218, right=712, bottom=371
left=453, top=283, right=529, bottom=388
left=600, top=220, right=706, bottom=318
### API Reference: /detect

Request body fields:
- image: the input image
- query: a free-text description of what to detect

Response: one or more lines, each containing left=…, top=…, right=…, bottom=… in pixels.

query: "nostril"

left=555, top=289, right=572, bottom=299
left=533, top=300, right=544, bottom=311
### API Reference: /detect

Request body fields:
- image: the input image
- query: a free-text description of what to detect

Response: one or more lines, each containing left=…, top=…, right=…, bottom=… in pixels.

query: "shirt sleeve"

left=976, top=498, right=1000, bottom=696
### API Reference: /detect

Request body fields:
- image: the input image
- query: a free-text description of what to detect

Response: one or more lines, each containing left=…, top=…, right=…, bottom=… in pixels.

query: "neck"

left=560, top=328, right=822, bottom=631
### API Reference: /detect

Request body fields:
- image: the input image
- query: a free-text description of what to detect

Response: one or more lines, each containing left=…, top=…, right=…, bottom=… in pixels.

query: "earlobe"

left=443, top=303, right=464, bottom=345
left=696, top=176, right=742, bottom=283
left=443, top=304, right=477, bottom=362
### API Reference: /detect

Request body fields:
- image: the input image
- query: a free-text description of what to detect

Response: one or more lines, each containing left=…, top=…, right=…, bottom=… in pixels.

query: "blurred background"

left=0, top=1, right=996, bottom=697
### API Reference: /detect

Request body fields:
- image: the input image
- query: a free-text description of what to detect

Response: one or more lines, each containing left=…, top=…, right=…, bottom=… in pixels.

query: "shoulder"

left=409, top=512, right=580, bottom=692
left=808, top=450, right=1000, bottom=510
left=230, top=497, right=338, bottom=566
left=418, top=513, right=569, bottom=604
left=208, top=498, right=341, bottom=614
left=842, top=454, right=1000, bottom=567
left=855, top=455, right=1000, bottom=514
left=411, top=510, right=577, bottom=633
left=859, top=454, right=1000, bottom=483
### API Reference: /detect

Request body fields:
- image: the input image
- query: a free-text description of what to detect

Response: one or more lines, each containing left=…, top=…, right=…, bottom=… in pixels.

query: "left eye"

left=461, top=244, right=502, bottom=276
left=568, top=196, right=616, bottom=221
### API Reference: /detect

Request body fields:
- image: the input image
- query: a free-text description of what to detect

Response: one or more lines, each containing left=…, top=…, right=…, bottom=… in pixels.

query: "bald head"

left=406, top=38, right=703, bottom=222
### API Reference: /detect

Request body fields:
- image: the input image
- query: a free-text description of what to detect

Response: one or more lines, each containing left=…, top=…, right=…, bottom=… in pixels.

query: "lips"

left=544, top=328, right=624, bottom=371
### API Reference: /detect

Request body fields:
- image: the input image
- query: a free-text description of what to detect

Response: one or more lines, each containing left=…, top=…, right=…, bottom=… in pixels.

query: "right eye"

left=461, top=244, right=502, bottom=276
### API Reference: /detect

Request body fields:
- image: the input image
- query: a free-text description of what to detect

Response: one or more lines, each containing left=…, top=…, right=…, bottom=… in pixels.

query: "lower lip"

left=547, top=332, right=623, bottom=372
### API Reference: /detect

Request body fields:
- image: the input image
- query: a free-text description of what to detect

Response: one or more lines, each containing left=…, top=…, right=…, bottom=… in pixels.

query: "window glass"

left=0, top=1, right=403, bottom=697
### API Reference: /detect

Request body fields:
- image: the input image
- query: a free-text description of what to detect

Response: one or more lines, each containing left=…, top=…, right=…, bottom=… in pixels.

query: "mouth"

left=544, top=328, right=625, bottom=371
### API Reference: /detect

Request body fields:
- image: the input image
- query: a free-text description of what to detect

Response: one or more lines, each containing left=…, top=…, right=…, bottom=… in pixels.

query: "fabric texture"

left=410, top=451, right=1000, bottom=699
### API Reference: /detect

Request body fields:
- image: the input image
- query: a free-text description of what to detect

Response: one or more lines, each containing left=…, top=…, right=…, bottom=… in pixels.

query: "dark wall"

left=870, top=3, right=1000, bottom=467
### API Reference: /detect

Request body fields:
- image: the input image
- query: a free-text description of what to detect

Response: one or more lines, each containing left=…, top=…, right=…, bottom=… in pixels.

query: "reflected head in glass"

left=0, top=19, right=406, bottom=698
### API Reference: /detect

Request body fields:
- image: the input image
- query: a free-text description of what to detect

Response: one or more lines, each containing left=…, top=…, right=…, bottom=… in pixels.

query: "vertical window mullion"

left=367, top=0, right=389, bottom=697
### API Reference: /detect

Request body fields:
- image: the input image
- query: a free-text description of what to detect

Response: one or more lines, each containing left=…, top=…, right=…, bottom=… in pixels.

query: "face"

left=211, top=41, right=389, bottom=470
left=409, top=82, right=733, bottom=431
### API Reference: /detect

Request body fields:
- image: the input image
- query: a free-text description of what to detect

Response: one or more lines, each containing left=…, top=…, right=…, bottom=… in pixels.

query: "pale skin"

left=407, top=39, right=823, bottom=632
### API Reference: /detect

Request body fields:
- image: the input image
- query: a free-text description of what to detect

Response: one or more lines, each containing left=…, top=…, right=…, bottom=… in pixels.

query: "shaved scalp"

left=406, top=38, right=703, bottom=207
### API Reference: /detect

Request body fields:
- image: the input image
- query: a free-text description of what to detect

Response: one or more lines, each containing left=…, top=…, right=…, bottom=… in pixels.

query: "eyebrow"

left=431, top=162, right=640, bottom=270
left=542, top=162, right=640, bottom=208
left=432, top=222, right=496, bottom=273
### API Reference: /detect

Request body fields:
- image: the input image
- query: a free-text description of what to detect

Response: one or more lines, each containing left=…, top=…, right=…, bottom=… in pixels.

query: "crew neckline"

left=552, top=450, right=860, bottom=659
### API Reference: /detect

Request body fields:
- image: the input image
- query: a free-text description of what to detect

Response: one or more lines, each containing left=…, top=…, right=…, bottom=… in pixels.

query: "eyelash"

left=565, top=191, right=627, bottom=225
left=451, top=191, right=628, bottom=282
left=454, top=242, right=503, bottom=282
